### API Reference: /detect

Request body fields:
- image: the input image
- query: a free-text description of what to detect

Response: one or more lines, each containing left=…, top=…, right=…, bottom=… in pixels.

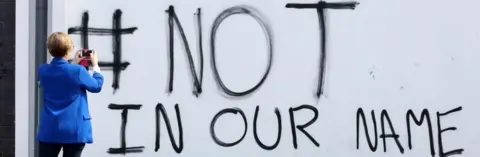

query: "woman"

left=37, top=32, right=104, bottom=157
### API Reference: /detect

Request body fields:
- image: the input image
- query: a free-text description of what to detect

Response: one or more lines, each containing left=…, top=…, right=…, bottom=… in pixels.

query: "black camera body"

left=81, top=49, right=93, bottom=57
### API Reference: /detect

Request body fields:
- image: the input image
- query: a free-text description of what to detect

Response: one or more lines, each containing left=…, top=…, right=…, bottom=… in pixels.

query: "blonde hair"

left=47, top=32, right=73, bottom=57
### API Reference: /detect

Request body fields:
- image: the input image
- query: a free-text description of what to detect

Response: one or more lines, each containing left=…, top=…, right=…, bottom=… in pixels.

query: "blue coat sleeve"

left=78, top=66, right=104, bottom=93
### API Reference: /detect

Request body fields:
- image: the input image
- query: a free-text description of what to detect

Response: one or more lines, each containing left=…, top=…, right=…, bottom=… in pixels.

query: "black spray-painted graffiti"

left=67, top=1, right=466, bottom=156
left=210, top=6, right=273, bottom=97
left=68, top=2, right=355, bottom=99
left=165, top=5, right=273, bottom=97
left=210, top=108, right=248, bottom=147
left=112, top=102, right=319, bottom=154
left=155, top=103, right=183, bottom=153
left=209, top=106, right=288, bottom=150
left=289, top=105, right=320, bottom=149
left=286, top=1, right=359, bottom=98
left=68, top=9, right=138, bottom=94
left=166, top=6, right=204, bottom=97
left=107, top=104, right=145, bottom=154
left=356, top=107, right=464, bottom=157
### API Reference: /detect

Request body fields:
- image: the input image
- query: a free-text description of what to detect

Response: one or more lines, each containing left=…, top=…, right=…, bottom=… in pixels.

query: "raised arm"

left=78, top=65, right=104, bottom=93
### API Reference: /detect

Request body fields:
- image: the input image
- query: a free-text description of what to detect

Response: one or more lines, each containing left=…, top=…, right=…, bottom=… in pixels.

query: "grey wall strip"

left=34, top=0, right=48, bottom=156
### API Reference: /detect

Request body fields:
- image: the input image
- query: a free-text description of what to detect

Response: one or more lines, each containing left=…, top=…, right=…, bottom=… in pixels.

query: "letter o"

left=210, top=108, right=248, bottom=147
left=210, top=6, right=274, bottom=96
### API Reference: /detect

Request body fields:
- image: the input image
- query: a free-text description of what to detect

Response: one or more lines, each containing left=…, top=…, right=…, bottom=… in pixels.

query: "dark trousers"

left=39, top=142, right=86, bottom=157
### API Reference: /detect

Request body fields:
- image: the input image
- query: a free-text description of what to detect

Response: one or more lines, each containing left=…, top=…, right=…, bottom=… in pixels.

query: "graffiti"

left=380, top=109, right=405, bottom=153
left=407, top=109, right=434, bottom=156
left=437, top=107, right=464, bottom=157
left=289, top=105, right=320, bottom=149
left=164, top=5, right=274, bottom=97
left=210, top=107, right=247, bottom=147
left=68, top=9, right=138, bottom=93
left=210, top=6, right=274, bottom=97
left=286, top=1, right=359, bottom=99
left=253, top=106, right=282, bottom=150
left=63, top=2, right=470, bottom=157
left=154, top=103, right=184, bottom=153
left=65, top=2, right=360, bottom=98
left=356, top=109, right=378, bottom=151
left=107, top=104, right=145, bottom=154
left=166, top=6, right=204, bottom=97
left=209, top=104, right=318, bottom=150
left=356, top=107, right=464, bottom=157
left=97, top=103, right=324, bottom=154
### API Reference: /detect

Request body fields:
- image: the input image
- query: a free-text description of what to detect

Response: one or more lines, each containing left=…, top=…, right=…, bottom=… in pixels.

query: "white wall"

left=47, top=0, right=65, bottom=62
left=15, top=0, right=37, bottom=156
left=43, top=0, right=480, bottom=157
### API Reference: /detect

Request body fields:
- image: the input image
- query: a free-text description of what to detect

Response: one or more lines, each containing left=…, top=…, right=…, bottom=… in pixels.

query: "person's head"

left=47, top=32, right=74, bottom=60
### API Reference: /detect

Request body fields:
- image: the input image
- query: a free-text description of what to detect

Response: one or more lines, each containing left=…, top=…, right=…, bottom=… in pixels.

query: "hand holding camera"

left=83, top=49, right=98, bottom=67
left=73, top=49, right=98, bottom=67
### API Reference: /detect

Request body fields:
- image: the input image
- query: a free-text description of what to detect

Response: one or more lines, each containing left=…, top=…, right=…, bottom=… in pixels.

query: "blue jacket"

left=37, top=57, right=104, bottom=144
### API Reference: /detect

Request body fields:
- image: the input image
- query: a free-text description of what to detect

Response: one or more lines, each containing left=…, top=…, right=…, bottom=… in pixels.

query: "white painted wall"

left=15, top=0, right=37, bottom=157
left=42, top=0, right=480, bottom=157
left=47, top=0, right=66, bottom=62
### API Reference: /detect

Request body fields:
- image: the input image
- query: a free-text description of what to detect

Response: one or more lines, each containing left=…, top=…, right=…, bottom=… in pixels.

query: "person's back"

left=38, top=60, right=100, bottom=143
left=37, top=32, right=104, bottom=157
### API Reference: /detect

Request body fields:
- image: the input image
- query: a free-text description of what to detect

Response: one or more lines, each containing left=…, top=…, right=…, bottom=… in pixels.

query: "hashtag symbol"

left=68, top=9, right=138, bottom=93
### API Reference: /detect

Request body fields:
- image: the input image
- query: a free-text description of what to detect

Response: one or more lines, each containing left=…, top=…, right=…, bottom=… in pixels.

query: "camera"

left=81, top=49, right=94, bottom=57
